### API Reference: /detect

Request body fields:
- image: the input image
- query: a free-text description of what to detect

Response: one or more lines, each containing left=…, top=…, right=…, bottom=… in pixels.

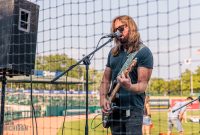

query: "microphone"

left=102, top=30, right=122, bottom=38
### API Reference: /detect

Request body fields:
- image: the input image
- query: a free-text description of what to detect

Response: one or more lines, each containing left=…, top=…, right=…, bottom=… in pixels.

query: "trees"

left=36, top=54, right=83, bottom=79
left=35, top=54, right=100, bottom=91
left=148, top=67, right=200, bottom=96
left=7, top=53, right=199, bottom=95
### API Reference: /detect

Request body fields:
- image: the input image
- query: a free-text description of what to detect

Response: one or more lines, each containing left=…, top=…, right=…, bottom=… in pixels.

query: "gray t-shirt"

left=106, top=44, right=153, bottom=109
left=168, top=101, right=187, bottom=119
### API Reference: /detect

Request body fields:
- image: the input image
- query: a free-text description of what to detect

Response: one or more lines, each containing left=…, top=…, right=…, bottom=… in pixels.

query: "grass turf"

left=57, top=111, right=200, bottom=135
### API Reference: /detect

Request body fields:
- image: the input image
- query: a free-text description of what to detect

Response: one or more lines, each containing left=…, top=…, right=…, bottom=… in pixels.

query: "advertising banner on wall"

left=150, top=99, right=170, bottom=109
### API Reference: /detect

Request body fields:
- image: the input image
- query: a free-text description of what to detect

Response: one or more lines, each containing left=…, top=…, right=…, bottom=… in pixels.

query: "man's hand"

left=100, top=97, right=111, bottom=113
left=179, top=116, right=183, bottom=122
left=117, top=71, right=132, bottom=90
left=117, top=67, right=152, bottom=93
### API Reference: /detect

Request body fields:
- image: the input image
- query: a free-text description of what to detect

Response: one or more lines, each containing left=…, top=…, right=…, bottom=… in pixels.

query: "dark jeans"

left=110, top=108, right=143, bottom=135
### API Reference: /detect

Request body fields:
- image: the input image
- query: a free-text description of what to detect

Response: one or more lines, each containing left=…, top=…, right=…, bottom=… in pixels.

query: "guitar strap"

left=117, top=43, right=146, bottom=76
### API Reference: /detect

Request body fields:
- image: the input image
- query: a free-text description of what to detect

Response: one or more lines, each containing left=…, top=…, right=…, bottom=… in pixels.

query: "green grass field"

left=57, top=111, right=200, bottom=135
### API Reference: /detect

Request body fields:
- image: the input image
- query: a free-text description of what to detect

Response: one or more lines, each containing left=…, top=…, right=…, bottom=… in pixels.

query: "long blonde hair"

left=111, top=15, right=141, bottom=56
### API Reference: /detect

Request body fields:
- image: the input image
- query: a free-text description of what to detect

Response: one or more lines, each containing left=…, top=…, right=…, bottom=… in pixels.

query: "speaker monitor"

left=0, top=0, right=39, bottom=76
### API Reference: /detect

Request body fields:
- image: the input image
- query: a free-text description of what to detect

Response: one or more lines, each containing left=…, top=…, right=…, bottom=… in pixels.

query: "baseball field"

left=3, top=110, right=199, bottom=135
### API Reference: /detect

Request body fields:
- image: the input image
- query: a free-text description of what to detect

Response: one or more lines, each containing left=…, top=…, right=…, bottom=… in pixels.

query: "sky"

left=30, top=0, right=200, bottom=80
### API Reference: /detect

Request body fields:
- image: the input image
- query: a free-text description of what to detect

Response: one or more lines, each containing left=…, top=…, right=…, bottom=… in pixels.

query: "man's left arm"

left=129, top=67, right=152, bottom=93
left=117, top=66, right=152, bottom=93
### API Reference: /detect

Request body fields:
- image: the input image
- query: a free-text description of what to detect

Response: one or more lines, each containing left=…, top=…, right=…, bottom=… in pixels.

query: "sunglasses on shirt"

left=114, top=25, right=126, bottom=32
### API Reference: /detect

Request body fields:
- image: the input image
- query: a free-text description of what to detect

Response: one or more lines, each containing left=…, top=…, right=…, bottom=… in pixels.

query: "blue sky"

left=30, top=0, right=200, bottom=79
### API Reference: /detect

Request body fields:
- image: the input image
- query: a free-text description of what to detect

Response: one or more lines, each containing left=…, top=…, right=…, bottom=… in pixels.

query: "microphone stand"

left=172, top=96, right=200, bottom=113
left=51, top=37, right=113, bottom=135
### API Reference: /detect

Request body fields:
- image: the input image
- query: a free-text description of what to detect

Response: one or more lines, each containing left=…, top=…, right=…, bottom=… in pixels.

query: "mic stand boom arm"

left=51, top=37, right=113, bottom=135
left=51, top=37, right=113, bottom=83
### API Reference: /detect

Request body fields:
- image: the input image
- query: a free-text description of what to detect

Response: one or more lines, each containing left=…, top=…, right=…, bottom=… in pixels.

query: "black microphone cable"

left=89, top=37, right=104, bottom=61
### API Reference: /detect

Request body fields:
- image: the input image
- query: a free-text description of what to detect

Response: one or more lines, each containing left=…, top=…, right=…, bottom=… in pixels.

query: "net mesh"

left=0, top=0, right=199, bottom=134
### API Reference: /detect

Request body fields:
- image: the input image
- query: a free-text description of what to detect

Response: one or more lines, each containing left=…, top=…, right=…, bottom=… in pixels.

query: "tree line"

left=6, top=54, right=200, bottom=96
left=149, top=68, right=200, bottom=96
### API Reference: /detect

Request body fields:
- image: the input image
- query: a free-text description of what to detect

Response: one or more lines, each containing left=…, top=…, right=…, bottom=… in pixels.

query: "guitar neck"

left=108, top=68, right=129, bottom=102
left=108, top=58, right=137, bottom=103
left=108, top=83, right=120, bottom=102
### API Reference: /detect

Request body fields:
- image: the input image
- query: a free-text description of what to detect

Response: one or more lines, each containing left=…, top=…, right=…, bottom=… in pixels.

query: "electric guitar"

left=102, top=58, right=138, bottom=128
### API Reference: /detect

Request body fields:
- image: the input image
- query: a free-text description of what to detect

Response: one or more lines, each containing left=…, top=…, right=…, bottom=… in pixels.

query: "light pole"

left=186, top=48, right=200, bottom=96
left=184, top=58, right=193, bottom=95
left=190, top=64, right=193, bottom=96
left=179, top=62, right=183, bottom=96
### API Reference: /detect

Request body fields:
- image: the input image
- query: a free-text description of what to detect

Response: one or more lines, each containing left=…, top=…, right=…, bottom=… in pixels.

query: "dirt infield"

left=4, top=114, right=96, bottom=135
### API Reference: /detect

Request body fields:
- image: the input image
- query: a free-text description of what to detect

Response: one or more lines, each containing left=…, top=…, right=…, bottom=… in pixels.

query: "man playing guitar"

left=99, top=15, right=153, bottom=135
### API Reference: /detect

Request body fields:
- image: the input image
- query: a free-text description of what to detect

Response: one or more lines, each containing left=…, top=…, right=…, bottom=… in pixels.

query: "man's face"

left=114, top=19, right=129, bottom=43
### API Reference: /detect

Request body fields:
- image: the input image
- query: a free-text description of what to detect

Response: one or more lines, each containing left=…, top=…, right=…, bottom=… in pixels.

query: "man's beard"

left=118, top=36, right=128, bottom=44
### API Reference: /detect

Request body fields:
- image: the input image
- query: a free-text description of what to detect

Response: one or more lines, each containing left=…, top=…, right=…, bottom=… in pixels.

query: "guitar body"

left=102, top=81, right=117, bottom=128
left=102, top=108, right=112, bottom=128
left=102, top=58, right=138, bottom=128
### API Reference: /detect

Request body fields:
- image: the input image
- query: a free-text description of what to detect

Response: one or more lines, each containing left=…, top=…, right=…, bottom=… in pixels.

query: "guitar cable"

left=90, top=105, right=120, bottom=129
left=90, top=113, right=103, bottom=129
left=90, top=113, right=110, bottom=135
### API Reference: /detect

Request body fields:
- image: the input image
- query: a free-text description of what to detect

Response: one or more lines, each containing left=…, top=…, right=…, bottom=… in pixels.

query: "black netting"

left=0, top=0, right=199, bottom=134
